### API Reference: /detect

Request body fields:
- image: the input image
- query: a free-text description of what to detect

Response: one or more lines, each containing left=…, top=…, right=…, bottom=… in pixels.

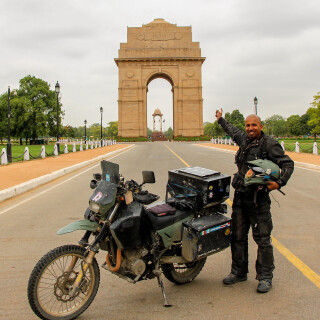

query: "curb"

left=0, top=145, right=134, bottom=203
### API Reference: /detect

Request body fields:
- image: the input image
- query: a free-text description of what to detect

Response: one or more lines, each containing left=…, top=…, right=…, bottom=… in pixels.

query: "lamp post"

left=7, top=86, right=12, bottom=163
left=254, top=96, right=258, bottom=115
left=100, top=107, right=103, bottom=145
left=55, top=81, right=60, bottom=153
left=84, top=120, right=87, bottom=144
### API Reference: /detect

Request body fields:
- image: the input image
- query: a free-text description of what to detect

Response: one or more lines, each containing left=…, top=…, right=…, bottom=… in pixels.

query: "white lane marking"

left=0, top=146, right=136, bottom=216
left=194, top=144, right=320, bottom=173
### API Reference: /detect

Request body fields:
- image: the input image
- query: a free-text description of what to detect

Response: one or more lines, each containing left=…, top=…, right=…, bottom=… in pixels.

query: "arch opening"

left=147, top=75, right=173, bottom=140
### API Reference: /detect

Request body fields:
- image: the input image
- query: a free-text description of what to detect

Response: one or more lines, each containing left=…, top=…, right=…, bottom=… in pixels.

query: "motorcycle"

left=28, top=160, right=232, bottom=320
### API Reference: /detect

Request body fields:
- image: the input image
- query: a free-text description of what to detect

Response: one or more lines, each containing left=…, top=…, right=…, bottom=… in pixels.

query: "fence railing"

left=210, top=138, right=319, bottom=155
left=1, top=139, right=116, bottom=165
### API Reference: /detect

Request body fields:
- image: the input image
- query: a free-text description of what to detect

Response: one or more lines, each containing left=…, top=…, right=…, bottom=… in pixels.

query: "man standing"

left=215, top=109, right=294, bottom=293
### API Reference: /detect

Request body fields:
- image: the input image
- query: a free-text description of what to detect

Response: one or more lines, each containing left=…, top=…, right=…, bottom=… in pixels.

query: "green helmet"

left=244, top=159, right=280, bottom=187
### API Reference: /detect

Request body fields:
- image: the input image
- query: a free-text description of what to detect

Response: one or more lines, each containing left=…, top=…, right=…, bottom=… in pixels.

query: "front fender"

left=57, top=220, right=99, bottom=235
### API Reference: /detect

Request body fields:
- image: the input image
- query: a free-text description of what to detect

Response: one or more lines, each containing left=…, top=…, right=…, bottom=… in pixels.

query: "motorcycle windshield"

left=101, top=160, right=119, bottom=184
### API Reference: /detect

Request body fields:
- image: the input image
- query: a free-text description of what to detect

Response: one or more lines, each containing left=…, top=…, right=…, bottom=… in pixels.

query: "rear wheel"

left=161, top=258, right=207, bottom=285
left=28, top=245, right=100, bottom=320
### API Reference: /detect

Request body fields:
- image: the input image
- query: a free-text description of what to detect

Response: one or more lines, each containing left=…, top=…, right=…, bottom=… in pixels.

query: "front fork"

left=69, top=250, right=96, bottom=297
left=69, top=201, right=121, bottom=297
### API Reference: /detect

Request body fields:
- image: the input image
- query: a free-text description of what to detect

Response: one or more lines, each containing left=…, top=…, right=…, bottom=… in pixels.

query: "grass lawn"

left=276, top=139, right=317, bottom=153
left=0, top=143, right=82, bottom=162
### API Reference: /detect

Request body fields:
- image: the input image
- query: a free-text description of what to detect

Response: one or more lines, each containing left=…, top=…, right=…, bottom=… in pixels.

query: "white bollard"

left=313, top=142, right=318, bottom=155
left=234, top=142, right=236, bottom=146
left=225, top=138, right=227, bottom=144
left=91, top=142, right=93, bottom=149
left=229, top=139, right=232, bottom=145
left=24, top=147, right=30, bottom=161
left=281, top=141, right=285, bottom=151
left=295, top=141, right=299, bottom=153
left=73, top=143, right=76, bottom=152
left=54, top=144, right=58, bottom=156
left=64, top=144, right=68, bottom=154
left=86, top=143, right=88, bottom=150
left=95, top=141, right=98, bottom=148
left=1, top=148, right=8, bottom=165
left=99, top=141, right=101, bottom=148
left=41, top=145, right=45, bottom=158
left=211, top=138, right=214, bottom=144
left=80, top=143, right=83, bottom=151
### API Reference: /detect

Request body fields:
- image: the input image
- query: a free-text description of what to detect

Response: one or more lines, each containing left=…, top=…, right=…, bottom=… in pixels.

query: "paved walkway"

left=0, top=144, right=131, bottom=191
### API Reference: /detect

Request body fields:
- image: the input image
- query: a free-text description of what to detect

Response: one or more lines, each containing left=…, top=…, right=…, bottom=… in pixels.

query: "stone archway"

left=115, top=18, right=205, bottom=138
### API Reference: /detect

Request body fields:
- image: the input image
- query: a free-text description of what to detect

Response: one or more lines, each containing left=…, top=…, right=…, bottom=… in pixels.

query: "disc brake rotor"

left=54, top=271, right=79, bottom=302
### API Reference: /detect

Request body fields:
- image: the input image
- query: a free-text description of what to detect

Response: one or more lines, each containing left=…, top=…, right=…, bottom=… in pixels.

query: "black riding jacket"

left=218, top=117, right=294, bottom=191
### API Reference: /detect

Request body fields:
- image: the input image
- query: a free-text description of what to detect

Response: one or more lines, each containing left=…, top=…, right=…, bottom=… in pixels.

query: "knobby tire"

left=161, top=258, right=207, bottom=285
left=27, top=245, right=100, bottom=320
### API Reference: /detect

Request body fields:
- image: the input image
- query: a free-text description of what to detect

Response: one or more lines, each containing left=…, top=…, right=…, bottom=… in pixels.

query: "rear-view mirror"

left=142, top=171, right=155, bottom=184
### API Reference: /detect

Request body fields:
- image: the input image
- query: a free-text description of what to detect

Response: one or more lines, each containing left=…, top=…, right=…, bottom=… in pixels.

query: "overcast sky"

left=1, top=0, right=319, bottom=131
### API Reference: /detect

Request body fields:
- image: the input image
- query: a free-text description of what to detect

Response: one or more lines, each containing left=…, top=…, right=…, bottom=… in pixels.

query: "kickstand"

left=157, top=276, right=172, bottom=307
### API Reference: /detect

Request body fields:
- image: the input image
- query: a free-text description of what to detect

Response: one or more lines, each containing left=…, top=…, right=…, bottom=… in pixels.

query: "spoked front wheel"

left=28, top=245, right=100, bottom=320
left=161, top=257, right=207, bottom=285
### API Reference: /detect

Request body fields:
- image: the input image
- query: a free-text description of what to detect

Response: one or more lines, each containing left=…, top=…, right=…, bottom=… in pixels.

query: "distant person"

left=215, top=109, right=294, bottom=293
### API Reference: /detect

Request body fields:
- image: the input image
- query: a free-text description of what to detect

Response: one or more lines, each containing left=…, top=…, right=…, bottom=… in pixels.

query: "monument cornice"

left=115, top=57, right=206, bottom=65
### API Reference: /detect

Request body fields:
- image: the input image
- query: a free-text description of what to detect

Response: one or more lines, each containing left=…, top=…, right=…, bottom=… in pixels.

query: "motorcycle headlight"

left=90, top=202, right=100, bottom=213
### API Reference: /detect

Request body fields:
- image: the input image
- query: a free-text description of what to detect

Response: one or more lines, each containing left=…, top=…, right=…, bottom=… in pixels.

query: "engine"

left=119, top=248, right=149, bottom=280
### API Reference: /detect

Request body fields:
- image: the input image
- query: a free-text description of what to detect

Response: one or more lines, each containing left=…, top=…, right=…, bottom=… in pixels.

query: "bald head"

left=245, top=114, right=263, bottom=140
left=246, top=114, right=262, bottom=125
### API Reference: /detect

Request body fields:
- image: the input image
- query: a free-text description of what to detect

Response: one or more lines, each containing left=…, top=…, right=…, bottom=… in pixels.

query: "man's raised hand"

left=215, top=108, right=223, bottom=120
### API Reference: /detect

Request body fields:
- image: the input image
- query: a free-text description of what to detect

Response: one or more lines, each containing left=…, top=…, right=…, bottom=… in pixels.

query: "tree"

left=61, top=125, right=76, bottom=138
left=204, top=122, right=215, bottom=137
left=225, top=109, right=245, bottom=131
left=147, top=127, right=153, bottom=137
left=213, top=120, right=225, bottom=136
left=165, top=127, right=173, bottom=139
left=89, top=123, right=101, bottom=139
left=307, top=92, right=320, bottom=140
left=264, top=115, right=287, bottom=137
left=105, top=121, right=118, bottom=138
left=299, top=113, right=310, bottom=136
left=0, top=92, right=8, bottom=144
left=7, top=75, right=61, bottom=144
left=287, top=115, right=302, bottom=136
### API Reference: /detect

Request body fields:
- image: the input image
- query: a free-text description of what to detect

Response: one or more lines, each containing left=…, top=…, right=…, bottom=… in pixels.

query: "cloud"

left=0, top=0, right=319, bottom=128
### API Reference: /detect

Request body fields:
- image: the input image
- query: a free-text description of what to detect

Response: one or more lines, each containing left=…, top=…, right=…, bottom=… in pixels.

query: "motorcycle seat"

left=144, top=202, right=193, bottom=230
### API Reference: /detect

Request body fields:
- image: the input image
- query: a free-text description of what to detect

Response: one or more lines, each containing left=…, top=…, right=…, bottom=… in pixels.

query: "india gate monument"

left=115, top=19, right=205, bottom=138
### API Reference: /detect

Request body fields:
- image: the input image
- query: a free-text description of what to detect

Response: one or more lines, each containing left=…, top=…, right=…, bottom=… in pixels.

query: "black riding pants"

left=231, top=190, right=275, bottom=280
